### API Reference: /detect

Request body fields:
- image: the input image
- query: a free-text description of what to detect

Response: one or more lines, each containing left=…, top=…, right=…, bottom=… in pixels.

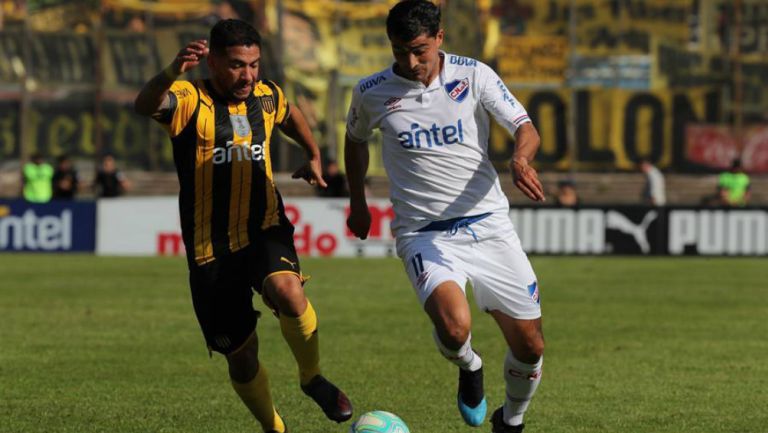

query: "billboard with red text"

left=95, top=197, right=396, bottom=258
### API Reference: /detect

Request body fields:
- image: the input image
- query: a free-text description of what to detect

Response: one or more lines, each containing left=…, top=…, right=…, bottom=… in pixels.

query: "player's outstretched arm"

left=511, top=123, right=546, bottom=202
left=344, top=133, right=371, bottom=239
left=280, top=105, right=327, bottom=188
left=134, top=39, right=208, bottom=118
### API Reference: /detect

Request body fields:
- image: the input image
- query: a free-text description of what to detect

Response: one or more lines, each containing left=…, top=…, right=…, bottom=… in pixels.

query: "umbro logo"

left=384, top=97, right=402, bottom=111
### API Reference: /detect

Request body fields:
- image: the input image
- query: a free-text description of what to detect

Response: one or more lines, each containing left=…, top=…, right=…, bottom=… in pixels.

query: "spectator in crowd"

left=21, top=152, right=54, bottom=203
left=638, top=158, right=666, bottom=206
left=94, top=154, right=129, bottom=198
left=125, top=15, right=146, bottom=32
left=717, top=158, right=750, bottom=207
left=699, top=184, right=731, bottom=207
left=52, top=154, right=79, bottom=200
left=554, top=179, right=579, bottom=207
left=316, top=159, right=348, bottom=197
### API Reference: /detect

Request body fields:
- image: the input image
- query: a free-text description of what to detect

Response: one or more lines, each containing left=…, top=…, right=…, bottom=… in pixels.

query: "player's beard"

left=231, top=81, right=253, bottom=101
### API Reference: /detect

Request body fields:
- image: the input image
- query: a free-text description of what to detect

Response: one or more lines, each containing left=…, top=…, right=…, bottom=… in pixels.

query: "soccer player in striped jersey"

left=345, top=2, right=545, bottom=432
left=135, top=19, right=352, bottom=433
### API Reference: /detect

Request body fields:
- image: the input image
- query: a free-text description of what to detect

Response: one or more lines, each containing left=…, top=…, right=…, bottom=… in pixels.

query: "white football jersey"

left=346, top=52, right=532, bottom=236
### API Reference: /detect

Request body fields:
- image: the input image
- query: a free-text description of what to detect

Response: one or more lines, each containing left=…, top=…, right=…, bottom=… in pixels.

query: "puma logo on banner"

left=606, top=210, right=658, bottom=254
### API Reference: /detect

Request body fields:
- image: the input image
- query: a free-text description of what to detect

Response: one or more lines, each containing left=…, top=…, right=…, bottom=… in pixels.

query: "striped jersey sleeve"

left=164, top=80, right=199, bottom=137
left=477, top=62, right=530, bottom=135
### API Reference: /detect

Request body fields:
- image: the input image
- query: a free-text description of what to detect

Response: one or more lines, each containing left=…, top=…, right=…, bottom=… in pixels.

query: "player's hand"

left=511, top=157, right=546, bottom=202
left=170, top=39, right=209, bottom=75
left=347, top=202, right=372, bottom=240
left=291, top=158, right=327, bottom=188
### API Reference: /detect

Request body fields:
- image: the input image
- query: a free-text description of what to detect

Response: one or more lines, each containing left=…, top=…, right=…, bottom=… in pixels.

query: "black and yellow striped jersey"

left=158, top=79, right=290, bottom=266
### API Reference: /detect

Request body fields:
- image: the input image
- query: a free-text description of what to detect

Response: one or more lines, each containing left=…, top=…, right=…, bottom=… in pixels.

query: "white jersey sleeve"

left=346, top=80, right=374, bottom=142
left=477, top=62, right=531, bottom=136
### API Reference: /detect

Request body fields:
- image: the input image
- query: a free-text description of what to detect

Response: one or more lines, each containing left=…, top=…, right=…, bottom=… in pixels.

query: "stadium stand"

left=3, top=170, right=762, bottom=206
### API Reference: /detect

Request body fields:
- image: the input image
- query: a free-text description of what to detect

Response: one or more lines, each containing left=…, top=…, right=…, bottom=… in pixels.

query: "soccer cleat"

left=301, top=374, right=353, bottom=423
left=490, top=407, right=524, bottom=433
left=457, top=365, right=487, bottom=426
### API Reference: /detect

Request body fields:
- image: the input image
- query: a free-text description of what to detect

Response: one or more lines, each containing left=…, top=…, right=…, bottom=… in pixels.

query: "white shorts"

left=395, top=212, right=541, bottom=320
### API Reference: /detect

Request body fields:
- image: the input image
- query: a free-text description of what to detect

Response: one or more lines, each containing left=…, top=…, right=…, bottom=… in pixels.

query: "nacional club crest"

left=528, top=281, right=540, bottom=304
left=444, top=77, right=470, bottom=102
left=229, top=114, right=250, bottom=137
left=260, top=95, right=275, bottom=114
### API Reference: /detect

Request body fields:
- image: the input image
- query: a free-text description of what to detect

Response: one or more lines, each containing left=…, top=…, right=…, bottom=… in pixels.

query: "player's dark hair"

left=386, top=0, right=441, bottom=42
left=209, top=19, right=261, bottom=55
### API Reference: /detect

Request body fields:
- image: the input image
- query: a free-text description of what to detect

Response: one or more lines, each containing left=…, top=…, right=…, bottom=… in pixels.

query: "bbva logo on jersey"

left=449, top=55, right=477, bottom=67
left=444, top=78, right=470, bottom=102
left=359, top=75, right=386, bottom=93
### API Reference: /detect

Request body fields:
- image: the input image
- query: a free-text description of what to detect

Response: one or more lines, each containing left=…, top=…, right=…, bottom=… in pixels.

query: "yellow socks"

left=231, top=364, right=286, bottom=433
left=279, top=300, right=321, bottom=385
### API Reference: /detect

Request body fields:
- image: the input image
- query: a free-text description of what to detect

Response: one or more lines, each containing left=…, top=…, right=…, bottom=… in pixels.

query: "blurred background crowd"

left=0, top=0, right=766, bottom=206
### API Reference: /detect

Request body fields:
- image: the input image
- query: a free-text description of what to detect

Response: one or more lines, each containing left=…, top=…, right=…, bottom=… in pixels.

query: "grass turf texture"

left=1, top=255, right=766, bottom=433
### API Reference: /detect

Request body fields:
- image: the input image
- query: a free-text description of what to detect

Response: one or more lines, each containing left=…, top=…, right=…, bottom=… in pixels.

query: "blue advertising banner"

left=0, top=200, right=96, bottom=252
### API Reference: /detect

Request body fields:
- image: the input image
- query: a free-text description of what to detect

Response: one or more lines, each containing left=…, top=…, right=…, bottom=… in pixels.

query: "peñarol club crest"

left=260, top=96, right=275, bottom=114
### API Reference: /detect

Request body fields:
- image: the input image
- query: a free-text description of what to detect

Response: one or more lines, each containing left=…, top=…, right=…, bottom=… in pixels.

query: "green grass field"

left=1, top=255, right=766, bottom=433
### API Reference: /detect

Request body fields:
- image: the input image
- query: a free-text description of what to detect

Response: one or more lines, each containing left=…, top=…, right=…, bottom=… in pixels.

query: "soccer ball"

left=349, top=410, right=410, bottom=433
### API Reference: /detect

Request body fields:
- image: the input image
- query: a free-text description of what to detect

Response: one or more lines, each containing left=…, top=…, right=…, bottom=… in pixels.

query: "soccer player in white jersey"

left=345, top=1, right=546, bottom=432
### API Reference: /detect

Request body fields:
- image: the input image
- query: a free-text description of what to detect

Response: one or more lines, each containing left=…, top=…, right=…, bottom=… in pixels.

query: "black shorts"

left=188, top=224, right=301, bottom=354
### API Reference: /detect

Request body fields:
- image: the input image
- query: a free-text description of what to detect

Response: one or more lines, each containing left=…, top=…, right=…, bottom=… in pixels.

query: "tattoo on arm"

left=136, top=69, right=176, bottom=118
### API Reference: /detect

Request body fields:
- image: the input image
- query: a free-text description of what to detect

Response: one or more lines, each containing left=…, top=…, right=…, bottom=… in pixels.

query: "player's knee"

left=530, top=336, right=545, bottom=359
left=265, top=275, right=306, bottom=316
left=440, top=319, right=471, bottom=349
left=517, top=335, right=544, bottom=363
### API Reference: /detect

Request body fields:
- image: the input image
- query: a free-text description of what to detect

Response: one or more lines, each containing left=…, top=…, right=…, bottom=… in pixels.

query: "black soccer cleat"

left=457, top=365, right=487, bottom=426
left=301, top=374, right=353, bottom=423
left=491, top=407, right=524, bottom=433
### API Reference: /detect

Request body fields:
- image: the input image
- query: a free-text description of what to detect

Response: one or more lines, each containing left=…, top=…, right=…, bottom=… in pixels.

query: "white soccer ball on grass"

left=349, top=410, right=410, bottom=433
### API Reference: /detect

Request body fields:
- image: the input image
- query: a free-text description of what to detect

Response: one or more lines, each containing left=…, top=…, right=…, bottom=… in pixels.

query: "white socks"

left=432, top=329, right=542, bottom=426
left=432, top=329, right=483, bottom=372
left=503, top=350, right=542, bottom=426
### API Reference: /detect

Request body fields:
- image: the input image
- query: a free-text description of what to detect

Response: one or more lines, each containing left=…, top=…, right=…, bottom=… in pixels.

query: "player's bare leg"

left=425, top=282, right=487, bottom=426
left=227, top=333, right=286, bottom=433
left=263, top=274, right=353, bottom=423
left=488, top=312, right=544, bottom=433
